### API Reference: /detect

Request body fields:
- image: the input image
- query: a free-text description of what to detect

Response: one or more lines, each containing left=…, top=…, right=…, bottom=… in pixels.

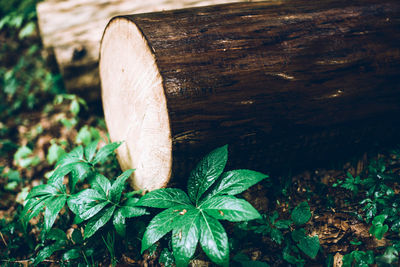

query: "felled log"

left=36, top=0, right=263, bottom=100
left=100, top=0, right=400, bottom=191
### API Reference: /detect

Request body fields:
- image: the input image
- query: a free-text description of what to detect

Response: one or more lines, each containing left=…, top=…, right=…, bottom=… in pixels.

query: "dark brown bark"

left=103, top=0, right=400, bottom=185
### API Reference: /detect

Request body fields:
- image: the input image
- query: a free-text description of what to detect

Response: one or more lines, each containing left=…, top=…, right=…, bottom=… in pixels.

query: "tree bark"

left=36, top=0, right=261, bottom=100
left=100, top=0, right=400, bottom=191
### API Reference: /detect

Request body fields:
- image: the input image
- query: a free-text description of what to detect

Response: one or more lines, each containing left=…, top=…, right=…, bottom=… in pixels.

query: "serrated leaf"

left=62, top=248, right=81, bottom=260
left=188, top=145, right=228, bottom=204
left=204, top=170, right=268, bottom=201
left=172, top=209, right=201, bottom=267
left=84, top=140, right=99, bottom=162
left=141, top=206, right=192, bottom=253
left=84, top=205, right=116, bottom=239
left=109, top=169, right=134, bottom=203
left=43, top=195, right=67, bottom=232
left=291, top=201, right=311, bottom=225
left=297, top=235, right=320, bottom=259
left=199, top=212, right=229, bottom=266
left=201, top=195, right=261, bottom=222
left=138, top=188, right=192, bottom=208
left=27, top=184, right=59, bottom=199
left=91, top=173, right=111, bottom=198
left=92, top=142, right=121, bottom=165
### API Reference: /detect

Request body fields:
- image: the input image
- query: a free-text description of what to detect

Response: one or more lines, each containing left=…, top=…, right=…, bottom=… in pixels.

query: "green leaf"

left=270, top=228, right=284, bottom=245
left=291, top=228, right=306, bottom=242
left=199, top=212, right=229, bottom=266
left=84, top=140, right=99, bottom=162
left=76, top=126, right=93, bottom=146
left=376, top=247, right=399, bottom=265
left=291, top=201, right=311, bottom=225
left=91, top=173, right=111, bottom=198
left=18, top=21, right=36, bottom=39
left=47, top=143, right=66, bottom=165
left=67, top=189, right=106, bottom=216
left=138, top=188, right=192, bottom=208
left=204, top=170, right=268, bottom=201
left=79, top=202, right=109, bottom=221
left=201, top=195, right=261, bottom=222
left=20, top=197, right=46, bottom=223
left=48, top=162, right=80, bottom=186
left=56, top=146, right=84, bottom=166
left=43, top=195, right=67, bottom=232
left=369, top=214, right=389, bottom=240
left=297, top=235, right=320, bottom=259
left=109, top=169, right=134, bottom=203
left=118, top=204, right=147, bottom=218
left=92, top=142, right=122, bottom=165
left=62, top=248, right=81, bottom=260
left=172, top=209, right=201, bottom=266
left=33, top=243, right=65, bottom=266
left=274, top=220, right=292, bottom=229
left=187, top=145, right=228, bottom=204
left=27, top=184, right=59, bottom=199
left=141, top=206, right=192, bottom=253
left=70, top=162, right=92, bottom=190
left=84, top=205, right=116, bottom=239
left=113, top=209, right=126, bottom=236
left=46, top=228, right=67, bottom=241
left=70, top=99, right=80, bottom=115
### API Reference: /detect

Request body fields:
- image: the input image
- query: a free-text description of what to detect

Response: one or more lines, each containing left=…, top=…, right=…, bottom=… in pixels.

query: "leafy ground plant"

left=20, top=141, right=147, bottom=265
left=138, top=145, right=268, bottom=266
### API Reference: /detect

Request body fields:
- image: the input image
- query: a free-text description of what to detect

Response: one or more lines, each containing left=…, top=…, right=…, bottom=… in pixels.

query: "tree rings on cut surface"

left=100, top=19, right=171, bottom=191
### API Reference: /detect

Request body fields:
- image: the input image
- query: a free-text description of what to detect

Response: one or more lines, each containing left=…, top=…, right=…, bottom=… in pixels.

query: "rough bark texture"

left=101, top=0, right=400, bottom=189
left=36, top=0, right=262, bottom=100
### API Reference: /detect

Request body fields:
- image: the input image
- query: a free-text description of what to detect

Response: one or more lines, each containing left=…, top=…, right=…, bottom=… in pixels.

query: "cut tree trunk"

left=100, top=0, right=400, bottom=191
left=36, top=0, right=263, bottom=100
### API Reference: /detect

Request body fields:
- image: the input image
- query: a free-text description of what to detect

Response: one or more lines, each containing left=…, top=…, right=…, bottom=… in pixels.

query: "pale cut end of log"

left=100, top=18, right=172, bottom=191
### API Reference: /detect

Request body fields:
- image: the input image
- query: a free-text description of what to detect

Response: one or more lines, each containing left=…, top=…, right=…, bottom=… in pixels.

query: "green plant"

left=13, top=145, right=40, bottom=168
left=333, top=172, right=362, bottom=197
left=369, top=214, right=389, bottom=240
left=244, top=201, right=320, bottom=266
left=20, top=141, right=147, bottom=265
left=138, top=145, right=268, bottom=266
left=342, top=250, right=374, bottom=267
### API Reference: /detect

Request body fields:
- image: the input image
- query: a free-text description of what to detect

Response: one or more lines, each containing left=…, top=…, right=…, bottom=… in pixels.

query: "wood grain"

left=100, top=0, right=400, bottom=190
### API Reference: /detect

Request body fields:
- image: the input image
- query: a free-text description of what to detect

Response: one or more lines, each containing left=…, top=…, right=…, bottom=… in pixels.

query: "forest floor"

left=1, top=1, right=400, bottom=266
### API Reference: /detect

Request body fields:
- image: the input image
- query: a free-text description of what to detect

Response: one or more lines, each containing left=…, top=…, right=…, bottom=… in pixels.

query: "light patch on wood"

left=100, top=18, right=172, bottom=191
